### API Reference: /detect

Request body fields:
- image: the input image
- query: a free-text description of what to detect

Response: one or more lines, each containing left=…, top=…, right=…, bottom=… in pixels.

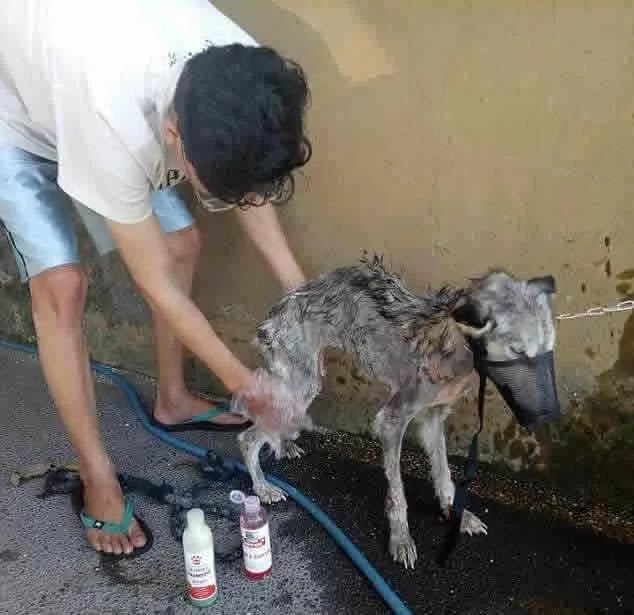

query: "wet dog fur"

left=232, top=254, right=557, bottom=568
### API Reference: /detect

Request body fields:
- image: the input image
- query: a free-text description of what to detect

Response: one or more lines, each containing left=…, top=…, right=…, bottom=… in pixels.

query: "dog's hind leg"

left=374, top=393, right=418, bottom=569
left=417, top=407, right=487, bottom=536
left=238, top=426, right=287, bottom=503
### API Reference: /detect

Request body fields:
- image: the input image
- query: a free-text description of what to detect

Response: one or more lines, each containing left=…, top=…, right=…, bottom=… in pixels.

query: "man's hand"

left=231, top=368, right=304, bottom=438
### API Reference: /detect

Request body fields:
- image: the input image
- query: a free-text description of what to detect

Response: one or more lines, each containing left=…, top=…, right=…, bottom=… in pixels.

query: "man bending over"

left=0, top=0, right=310, bottom=557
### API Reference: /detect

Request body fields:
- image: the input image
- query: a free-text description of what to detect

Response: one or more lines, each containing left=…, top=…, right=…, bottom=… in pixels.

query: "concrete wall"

left=0, top=2, right=632, bottom=508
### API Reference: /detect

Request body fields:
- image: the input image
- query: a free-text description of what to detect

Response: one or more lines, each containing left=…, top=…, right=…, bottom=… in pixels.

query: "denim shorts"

left=0, top=145, right=195, bottom=282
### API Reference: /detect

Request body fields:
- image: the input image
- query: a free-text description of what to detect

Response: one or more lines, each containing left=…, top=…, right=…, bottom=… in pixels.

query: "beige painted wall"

left=197, top=0, right=633, bottom=359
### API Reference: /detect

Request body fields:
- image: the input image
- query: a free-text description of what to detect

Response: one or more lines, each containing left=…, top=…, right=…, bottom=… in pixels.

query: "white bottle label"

left=185, top=546, right=217, bottom=601
left=241, top=522, right=272, bottom=575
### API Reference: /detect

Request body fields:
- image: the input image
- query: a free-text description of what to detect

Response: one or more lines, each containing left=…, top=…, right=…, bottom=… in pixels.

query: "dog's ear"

left=527, top=275, right=556, bottom=295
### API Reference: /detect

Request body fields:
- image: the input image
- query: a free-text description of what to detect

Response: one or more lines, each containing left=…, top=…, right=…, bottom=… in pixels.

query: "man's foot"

left=81, top=475, right=147, bottom=556
left=153, top=389, right=250, bottom=429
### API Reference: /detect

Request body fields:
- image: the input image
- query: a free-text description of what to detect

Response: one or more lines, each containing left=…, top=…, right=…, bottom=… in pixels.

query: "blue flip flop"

left=75, top=489, right=154, bottom=560
left=149, top=402, right=252, bottom=433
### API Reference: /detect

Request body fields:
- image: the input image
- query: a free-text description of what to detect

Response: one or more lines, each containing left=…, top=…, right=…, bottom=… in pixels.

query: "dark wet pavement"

left=0, top=344, right=632, bottom=614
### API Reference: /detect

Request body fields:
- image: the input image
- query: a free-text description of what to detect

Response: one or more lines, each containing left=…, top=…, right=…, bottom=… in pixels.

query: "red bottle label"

left=185, top=548, right=217, bottom=601
left=241, top=522, right=272, bottom=579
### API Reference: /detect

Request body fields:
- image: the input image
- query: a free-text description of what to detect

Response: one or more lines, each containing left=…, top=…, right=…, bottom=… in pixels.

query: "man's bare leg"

left=149, top=226, right=249, bottom=426
left=29, top=265, right=146, bottom=555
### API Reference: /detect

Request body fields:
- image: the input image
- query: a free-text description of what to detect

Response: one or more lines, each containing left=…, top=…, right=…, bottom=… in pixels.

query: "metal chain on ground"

left=556, top=299, right=634, bottom=321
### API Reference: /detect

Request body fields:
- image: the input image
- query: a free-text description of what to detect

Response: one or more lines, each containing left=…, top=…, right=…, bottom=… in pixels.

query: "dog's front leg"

left=417, top=406, right=455, bottom=515
left=417, top=407, right=487, bottom=536
left=238, top=426, right=287, bottom=503
left=375, top=401, right=417, bottom=569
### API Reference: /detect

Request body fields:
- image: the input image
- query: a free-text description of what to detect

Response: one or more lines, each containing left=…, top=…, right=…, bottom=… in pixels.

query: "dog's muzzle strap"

left=436, top=363, right=486, bottom=566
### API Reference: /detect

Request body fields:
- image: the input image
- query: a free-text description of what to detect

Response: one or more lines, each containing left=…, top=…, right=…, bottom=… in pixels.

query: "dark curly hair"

left=172, top=43, right=312, bottom=207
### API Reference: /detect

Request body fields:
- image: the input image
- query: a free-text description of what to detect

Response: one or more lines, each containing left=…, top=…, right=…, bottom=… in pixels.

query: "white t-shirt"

left=0, top=0, right=258, bottom=224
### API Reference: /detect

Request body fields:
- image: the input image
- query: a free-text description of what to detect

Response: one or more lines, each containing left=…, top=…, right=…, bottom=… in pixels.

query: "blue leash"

left=0, top=338, right=413, bottom=615
left=437, top=366, right=486, bottom=566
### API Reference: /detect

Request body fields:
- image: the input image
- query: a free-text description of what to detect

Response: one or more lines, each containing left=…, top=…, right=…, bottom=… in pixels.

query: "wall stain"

left=616, top=268, right=634, bottom=281
left=546, top=312, right=634, bottom=513
left=615, top=281, right=634, bottom=299
left=494, top=430, right=504, bottom=453
left=612, top=312, right=634, bottom=374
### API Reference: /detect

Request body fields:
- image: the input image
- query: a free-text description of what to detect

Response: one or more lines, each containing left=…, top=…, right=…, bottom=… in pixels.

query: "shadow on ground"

left=0, top=346, right=632, bottom=615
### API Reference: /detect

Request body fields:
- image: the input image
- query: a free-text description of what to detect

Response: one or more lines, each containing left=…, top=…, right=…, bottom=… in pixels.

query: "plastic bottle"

left=182, top=508, right=219, bottom=607
left=229, top=489, right=246, bottom=521
left=239, top=495, right=272, bottom=580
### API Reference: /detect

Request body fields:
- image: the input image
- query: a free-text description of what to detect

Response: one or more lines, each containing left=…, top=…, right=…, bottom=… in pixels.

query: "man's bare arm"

left=234, top=202, right=306, bottom=291
left=106, top=214, right=251, bottom=394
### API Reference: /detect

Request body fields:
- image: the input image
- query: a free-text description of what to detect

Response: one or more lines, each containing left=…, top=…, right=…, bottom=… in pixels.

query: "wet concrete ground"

left=0, top=344, right=632, bottom=614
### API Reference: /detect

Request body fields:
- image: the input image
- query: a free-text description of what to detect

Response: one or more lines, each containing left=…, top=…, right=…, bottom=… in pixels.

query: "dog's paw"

left=281, top=441, right=305, bottom=460
left=389, top=534, right=417, bottom=569
left=254, top=481, right=287, bottom=504
left=460, top=509, right=488, bottom=536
